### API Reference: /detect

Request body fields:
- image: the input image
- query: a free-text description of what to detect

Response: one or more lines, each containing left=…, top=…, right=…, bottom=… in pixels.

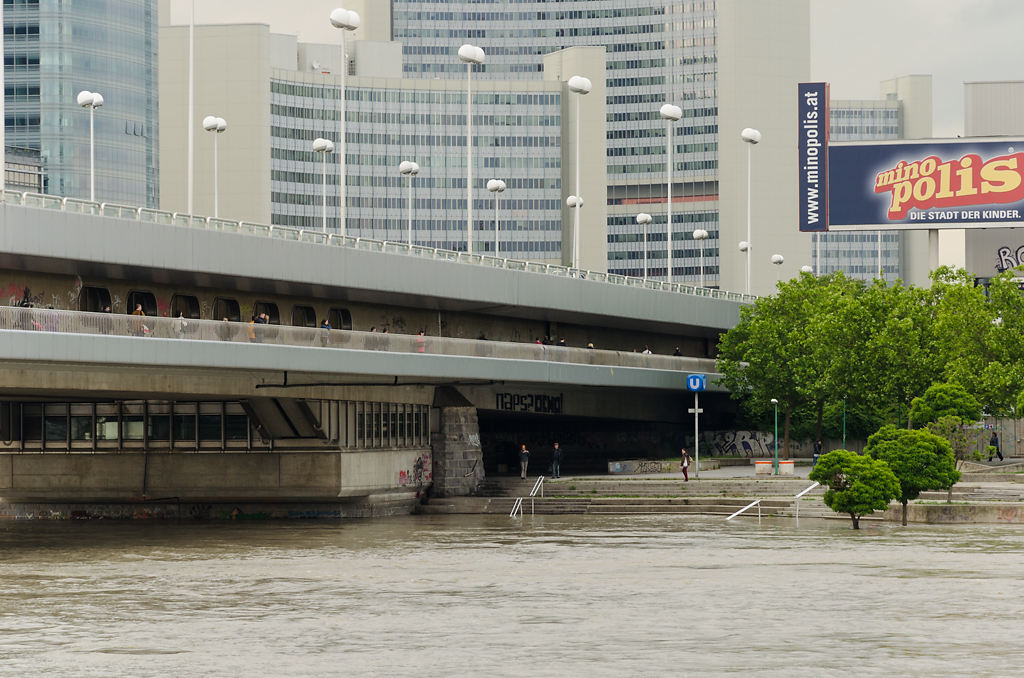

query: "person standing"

left=681, top=448, right=691, bottom=482
left=519, top=443, right=530, bottom=479
left=989, top=431, right=1004, bottom=462
left=551, top=442, right=562, bottom=479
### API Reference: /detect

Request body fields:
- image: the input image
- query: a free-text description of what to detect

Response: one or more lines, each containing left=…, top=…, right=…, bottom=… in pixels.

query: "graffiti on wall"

left=398, top=452, right=432, bottom=489
left=704, top=430, right=776, bottom=458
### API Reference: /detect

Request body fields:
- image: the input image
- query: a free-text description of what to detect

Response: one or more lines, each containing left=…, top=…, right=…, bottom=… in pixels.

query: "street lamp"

left=330, top=7, right=361, bottom=238
left=771, top=253, right=784, bottom=287
left=458, top=44, right=485, bottom=253
left=770, top=397, right=779, bottom=475
left=400, top=160, right=420, bottom=246
left=487, top=179, right=506, bottom=256
left=741, top=127, right=761, bottom=295
left=76, top=90, right=104, bottom=202
left=693, top=228, right=709, bottom=288
left=567, top=75, right=592, bottom=269
left=636, top=213, right=652, bottom=280
left=313, top=138, right=335, bottom=232
left=660, top=104, right=682, bottom=283
left=202, top=115, right=227, bottom=218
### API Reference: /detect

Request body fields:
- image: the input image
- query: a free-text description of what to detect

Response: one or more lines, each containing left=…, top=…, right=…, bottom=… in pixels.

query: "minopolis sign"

left=795, top=83, right=1024, bottom=232
left=829, top=140, right=1024, bottom=230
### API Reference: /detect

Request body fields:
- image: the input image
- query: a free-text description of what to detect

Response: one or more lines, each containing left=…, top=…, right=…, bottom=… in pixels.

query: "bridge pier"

left=430, top=388, right=484, bottom=497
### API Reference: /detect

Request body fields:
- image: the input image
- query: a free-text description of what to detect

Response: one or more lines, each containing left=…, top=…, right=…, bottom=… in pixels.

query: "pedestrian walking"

left=813, top=439, right=823, bottom=466
left=174, top=312, right=189, bottom=339
left=551, top=442, right=562, bottom=478
left=681, top=447, right=691, bottom=482
left=989, top=431, right=1004, bottom=462
left=519, top=443, right=530, bottom=479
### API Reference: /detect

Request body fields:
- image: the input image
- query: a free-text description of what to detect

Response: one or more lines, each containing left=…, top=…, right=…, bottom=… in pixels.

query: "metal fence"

left=3, top=190, right=756, bottom=304
left=0, top=305, right=719, bottom=373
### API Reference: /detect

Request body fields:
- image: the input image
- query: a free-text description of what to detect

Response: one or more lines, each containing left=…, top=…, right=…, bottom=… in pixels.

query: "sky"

left=169, top=0, right=1024, bottom=138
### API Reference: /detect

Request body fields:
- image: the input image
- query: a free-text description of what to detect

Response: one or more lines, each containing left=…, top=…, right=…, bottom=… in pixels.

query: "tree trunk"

left=851, top=513, right=860, bottom=530
left=783, top=405, right=793, bottom=459
left=947, top=486, right=952, bottom=504
left=902, top=499, right=908, bottom=526
left=815, top=400, right=824, bottom=444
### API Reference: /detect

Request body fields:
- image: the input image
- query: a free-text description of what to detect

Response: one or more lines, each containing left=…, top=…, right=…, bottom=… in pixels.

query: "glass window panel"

left=198, top=414, right=221, bottom=441
left=173, top=414, right=196, bottom=442
left=123, top=416, right=144, bottom=440
left=70, top=416, right=92, bottom=441
left=225, top=414, right=248, bottom=440
left=44, top=415, right=66, bottom=442
left=96, top=416, right=118, bottom=441
left=148, top=415, right=170, bottom=441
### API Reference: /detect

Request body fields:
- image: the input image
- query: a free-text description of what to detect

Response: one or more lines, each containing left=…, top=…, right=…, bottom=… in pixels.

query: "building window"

left=79, top=286, right=111, bottom=313
left=126, top=291, right=156, bottom=316
left=214, top=297, right=240, bottom=322
left=170, top=295, right=200, bottom=319
left=328, top=308, right=352, bottom=330
left=291, top=305, right=316, bottom=328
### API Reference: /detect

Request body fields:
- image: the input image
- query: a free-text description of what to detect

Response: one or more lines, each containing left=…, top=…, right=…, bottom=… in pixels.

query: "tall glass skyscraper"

left=392, top=0, right=720, bottom=282
left=3, top=0, right=158, bottom=207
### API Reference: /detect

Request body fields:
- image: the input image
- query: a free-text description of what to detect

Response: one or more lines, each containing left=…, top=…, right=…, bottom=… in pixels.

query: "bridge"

left=0, top=192, right=749, bottom=519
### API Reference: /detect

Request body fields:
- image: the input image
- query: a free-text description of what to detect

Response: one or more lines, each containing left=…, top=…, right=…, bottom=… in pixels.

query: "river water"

left=1, top=514, right=1022, bottom=677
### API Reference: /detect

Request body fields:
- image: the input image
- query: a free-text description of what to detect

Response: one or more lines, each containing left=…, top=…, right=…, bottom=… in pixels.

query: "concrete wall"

left=0, top=448, right=428, bottom=503
left=160, top=24, right=273, bottom=222
left=543, top=47, right=609, bottom=272
left=717, top=0, right=811, bottom=295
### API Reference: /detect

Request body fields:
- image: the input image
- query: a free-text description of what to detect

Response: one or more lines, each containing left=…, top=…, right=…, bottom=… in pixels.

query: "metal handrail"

left=725, top=499, right=761, bottom=521
left=510, top=497, right=524, bottom=519
left=0, top=190, right=757, bottom=304
left=529, top=475, right=545, bottom=514
left=794, top=481, right=820, bottom=521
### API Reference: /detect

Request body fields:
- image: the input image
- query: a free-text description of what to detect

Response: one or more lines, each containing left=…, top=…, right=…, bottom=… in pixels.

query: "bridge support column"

left=430, top=387, right=484, bottom=497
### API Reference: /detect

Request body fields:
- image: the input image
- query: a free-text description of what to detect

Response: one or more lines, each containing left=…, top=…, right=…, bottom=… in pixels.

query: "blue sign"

left=687, top=374, right=706, bottom=392
left=829, top=139, right=1024, bottom=229
left=797, top=82, right=830, bottom=232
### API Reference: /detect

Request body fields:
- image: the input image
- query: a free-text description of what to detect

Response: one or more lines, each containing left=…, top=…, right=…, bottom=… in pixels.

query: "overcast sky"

left=170, top=0, right=1024, bottom=138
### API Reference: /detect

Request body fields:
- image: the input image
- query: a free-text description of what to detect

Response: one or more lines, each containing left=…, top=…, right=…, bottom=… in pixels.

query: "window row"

left=76, top=286, right=353, bottom=329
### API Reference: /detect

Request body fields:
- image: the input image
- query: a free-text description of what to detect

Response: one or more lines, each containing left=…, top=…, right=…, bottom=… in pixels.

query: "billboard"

left=829, top=139, right=1024, bottom=230
left=797, top=82, right=829, bottom=232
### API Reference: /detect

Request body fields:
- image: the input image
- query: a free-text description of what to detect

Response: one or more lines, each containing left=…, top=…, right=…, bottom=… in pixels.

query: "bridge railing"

left=0, top=190, right=756, bottom=304
left=0, top=306, right=719, bottom=373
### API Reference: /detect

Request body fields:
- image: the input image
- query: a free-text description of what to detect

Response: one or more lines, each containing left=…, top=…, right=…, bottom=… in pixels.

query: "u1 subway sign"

left=827, top=139, right=1024, bottom=229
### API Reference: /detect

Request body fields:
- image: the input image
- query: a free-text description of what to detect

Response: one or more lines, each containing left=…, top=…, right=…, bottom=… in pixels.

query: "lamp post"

left=400, top=161, right=420, bottom=246
left=771, top=397, right=779, bottom=475
left=567, top=76, right=592, bottom=269
left=487, top=179, right=506, bottom=256
left=202, top=115, right=227, bottom=218
left=636, top=213, right=652, bottom=280
left=313, top=138, right=335, bottom=232
left=76, top=90, right=104, bottom=202
left=660, top=104, right=682, bottom=282
left=330, top=7, right=361, bottom=238
left=458, top=44, right=485, bottom=253
left=566, top=194, right=583, bottom=266
left=741, top=127, right=761, bottom=295
left=693, top=228, right=708, bottom=288
left=771, top=253, right=784, bottom=285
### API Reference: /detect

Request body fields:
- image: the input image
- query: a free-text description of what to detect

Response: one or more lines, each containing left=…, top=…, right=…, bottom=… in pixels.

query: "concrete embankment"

left=421, top=470, right=1024, bottom=524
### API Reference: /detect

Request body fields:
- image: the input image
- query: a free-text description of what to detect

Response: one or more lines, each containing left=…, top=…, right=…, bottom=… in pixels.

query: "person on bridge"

left=681, top=448, right=691, bottom=482
left=174, top=312, right=189, bottom=339
left=519, top=444, right=530, bottom=479
left=551, top=442, right=562, bottom=478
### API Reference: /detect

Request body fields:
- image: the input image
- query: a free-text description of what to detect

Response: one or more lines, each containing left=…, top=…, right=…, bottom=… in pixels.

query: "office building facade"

left=159, top=22, right=607, bottom=265
left=389, top=0, right=811, bottom=292
left=3, top=0, right=159, bottom=206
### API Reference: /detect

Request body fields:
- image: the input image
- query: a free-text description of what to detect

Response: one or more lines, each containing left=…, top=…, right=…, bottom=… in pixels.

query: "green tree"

left=864, top=425, right=960, bottom=526
left=908, top=382, right=982, bottom=429
left=855, top=279, right=939, bottom=428
left=808, top=450, right=900, bottom=529
left=717, top=272, right=861, bottom=456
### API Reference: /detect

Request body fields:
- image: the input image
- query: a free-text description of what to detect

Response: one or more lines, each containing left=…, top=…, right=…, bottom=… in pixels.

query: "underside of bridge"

left=475, top=388, right=737, bottom=477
